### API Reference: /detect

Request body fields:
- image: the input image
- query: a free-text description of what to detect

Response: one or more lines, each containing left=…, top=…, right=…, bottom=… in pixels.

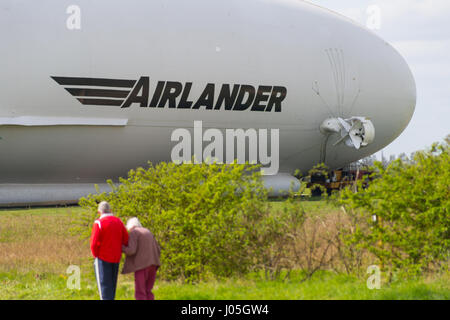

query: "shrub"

left=74, top=161, right=272, bottom=282
left=338, top=138, right=450, bottom=278
left=250, top=196, right=306, bottom=281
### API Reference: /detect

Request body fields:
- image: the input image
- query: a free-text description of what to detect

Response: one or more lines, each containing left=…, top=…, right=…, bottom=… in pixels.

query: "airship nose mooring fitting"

left=319, top=116, right=375, bottom=163
left=320, top=117, right=375, bottom=150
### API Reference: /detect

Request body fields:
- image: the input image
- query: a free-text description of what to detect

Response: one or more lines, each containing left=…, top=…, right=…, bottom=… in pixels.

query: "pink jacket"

left=121, top=227, right=161, bottom=274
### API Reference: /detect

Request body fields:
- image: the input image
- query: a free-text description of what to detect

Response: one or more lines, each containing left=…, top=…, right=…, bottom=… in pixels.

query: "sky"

left=307, top=0, right=450, bottom=159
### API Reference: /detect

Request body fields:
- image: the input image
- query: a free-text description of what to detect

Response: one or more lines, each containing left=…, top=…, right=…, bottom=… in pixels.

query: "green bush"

left=75, top=161, right=275, bottom=282
left=338, top=138, right=450, bottom=278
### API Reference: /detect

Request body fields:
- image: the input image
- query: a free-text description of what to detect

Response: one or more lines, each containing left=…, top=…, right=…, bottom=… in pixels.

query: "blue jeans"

left=94, top=258, right=120, bottom=300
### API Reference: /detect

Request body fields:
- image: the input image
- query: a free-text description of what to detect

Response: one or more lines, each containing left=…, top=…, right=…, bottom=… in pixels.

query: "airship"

left=0, top=0, right=416, bottom=205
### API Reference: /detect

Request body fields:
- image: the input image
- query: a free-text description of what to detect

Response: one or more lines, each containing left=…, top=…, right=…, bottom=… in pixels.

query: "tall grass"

left=0, top=207, right=88, bottom=273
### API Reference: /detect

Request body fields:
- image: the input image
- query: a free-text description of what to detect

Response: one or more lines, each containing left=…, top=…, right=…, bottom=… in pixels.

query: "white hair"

left=98, top=201, right=112, bottom=214
left=126, top=217, right=142, bottom=231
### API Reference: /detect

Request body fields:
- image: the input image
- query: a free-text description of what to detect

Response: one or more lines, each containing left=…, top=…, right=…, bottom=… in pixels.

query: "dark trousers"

left=134, top=265, right=158, bottom=300
left=94, top=258, right=120, bottom=300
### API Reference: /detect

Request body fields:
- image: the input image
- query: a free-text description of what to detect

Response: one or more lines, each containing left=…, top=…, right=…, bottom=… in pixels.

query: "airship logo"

left=51, top=76, right=287, bottom=112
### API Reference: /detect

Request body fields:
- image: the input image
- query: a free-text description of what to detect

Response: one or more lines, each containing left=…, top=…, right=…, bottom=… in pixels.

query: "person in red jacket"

left=90, top=201, right=128, bottom=300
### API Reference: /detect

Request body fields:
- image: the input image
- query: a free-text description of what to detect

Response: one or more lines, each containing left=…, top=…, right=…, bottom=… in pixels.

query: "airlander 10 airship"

left=0, top=0, right=416, bottom=205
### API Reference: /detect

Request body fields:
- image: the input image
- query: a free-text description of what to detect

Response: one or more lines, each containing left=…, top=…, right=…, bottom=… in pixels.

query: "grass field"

left=0, top=205, right=448, bottom=300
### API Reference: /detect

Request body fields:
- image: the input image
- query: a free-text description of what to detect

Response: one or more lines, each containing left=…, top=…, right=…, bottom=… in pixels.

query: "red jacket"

left=90, top=214, right=129, bottom=263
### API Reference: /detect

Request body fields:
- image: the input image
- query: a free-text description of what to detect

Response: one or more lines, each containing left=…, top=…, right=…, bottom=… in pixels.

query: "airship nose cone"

left=373, top=42, right=417, bottom=150
left=388, top=45, right=416, bottom=132
left=345, top=31, right=417, bottom=153
left=312, top=13, right=418, bottom=167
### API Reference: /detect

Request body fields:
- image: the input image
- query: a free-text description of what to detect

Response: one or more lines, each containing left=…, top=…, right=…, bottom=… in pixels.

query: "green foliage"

left=338, top=139, right=450, bottom=278
left=250, top=196, right=306, bottom=280
left=76, top=161, right=272, bottom=282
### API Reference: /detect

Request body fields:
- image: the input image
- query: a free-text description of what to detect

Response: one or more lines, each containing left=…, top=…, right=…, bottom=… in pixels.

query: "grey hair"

left=98, top=201, right=112, bottom=214
left=126, top=217, right=142, bottom=231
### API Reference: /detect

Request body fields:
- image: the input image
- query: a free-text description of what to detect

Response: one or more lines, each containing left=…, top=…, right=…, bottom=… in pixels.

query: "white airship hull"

left=0, top=0, right=416, bottom=205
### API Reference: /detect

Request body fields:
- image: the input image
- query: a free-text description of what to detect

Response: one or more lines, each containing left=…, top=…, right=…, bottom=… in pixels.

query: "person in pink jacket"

left=122, top=217, right=161, bottom=300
